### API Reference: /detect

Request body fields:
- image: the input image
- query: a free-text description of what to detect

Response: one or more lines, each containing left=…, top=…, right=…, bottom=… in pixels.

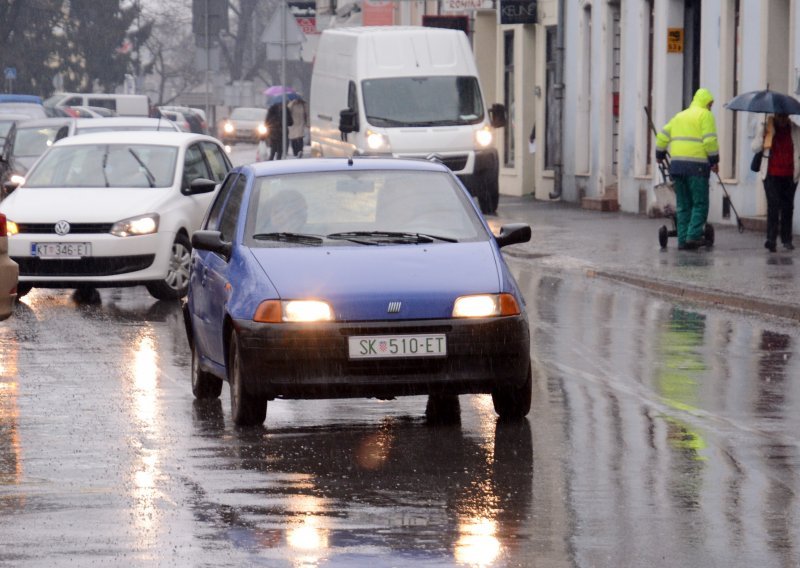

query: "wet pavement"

left=493, top=196, right=800, bottom=322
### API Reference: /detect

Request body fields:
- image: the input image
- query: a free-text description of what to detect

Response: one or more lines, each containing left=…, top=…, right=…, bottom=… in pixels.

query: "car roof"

left=245, top=157, right=451, bottom=177
left=0, top=113, right=31, bottom=122
left=74, top=116, right=181, bottom=132
left=53, top=130, right=221, bottom=147
left=16, top=117, right=76, bottom=128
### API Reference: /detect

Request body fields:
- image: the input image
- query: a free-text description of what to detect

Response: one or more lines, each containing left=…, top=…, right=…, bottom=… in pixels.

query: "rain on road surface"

left=0, top=145, right=798, bottom=567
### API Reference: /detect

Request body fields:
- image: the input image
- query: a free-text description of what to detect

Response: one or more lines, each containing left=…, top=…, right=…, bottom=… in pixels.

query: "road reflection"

left=189, top=406, right=533, bottom=566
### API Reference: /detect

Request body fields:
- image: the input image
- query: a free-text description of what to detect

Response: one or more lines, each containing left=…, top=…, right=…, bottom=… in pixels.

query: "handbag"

left=750, top=151, right=763, bottom=172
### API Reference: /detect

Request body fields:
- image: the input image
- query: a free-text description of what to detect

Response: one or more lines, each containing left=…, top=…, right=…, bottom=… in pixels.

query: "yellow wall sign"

left=667, top=28, right=684, bottom=53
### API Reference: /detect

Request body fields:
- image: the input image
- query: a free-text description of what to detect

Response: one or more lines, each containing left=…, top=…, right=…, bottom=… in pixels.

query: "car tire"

left=146, top=232, right=192, bottom=300
left=425, top=394, right=461, bottom=424
left=476, top=169, right=499, bottom=215
left=491, top=364, right=532, bottom=420
left=658, top=225, right=669, bottom=249
left=228, top=332, right=267, bottom=426
left=15, top=283, right=32, bottom=300
left=192, top=341, right=222, bottom=399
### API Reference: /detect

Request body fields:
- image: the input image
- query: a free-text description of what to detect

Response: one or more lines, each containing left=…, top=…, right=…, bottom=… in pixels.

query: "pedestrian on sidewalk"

left=655, top=88, right=720, bottom=250
left=751, top=113, right=799, bottom=252
left=288, top=96, right=309, bottom=159
left=265, top=102, right=293, bottom=161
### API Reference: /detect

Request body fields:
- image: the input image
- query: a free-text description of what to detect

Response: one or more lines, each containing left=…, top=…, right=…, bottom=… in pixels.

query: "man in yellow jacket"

left=655, top=88, right=720, bottom=250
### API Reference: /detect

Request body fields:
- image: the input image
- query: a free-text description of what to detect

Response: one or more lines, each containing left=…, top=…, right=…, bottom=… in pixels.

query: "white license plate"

left=348, top=334, right=447, bottom=359
left=32, top=242, right=92, bottom=258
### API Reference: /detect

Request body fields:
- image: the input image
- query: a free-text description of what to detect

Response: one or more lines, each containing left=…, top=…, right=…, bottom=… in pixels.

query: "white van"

left=309, top=26, right=506, bottom=214
left=44, top=93, right=150, bottom=117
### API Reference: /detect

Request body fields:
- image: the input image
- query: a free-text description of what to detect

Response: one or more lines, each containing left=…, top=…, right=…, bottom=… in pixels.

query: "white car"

left=73, top=117, right=180, bottom=135
left=0, top=212, right=18, bottom=320
left=0, top=131, right=232, bottom=300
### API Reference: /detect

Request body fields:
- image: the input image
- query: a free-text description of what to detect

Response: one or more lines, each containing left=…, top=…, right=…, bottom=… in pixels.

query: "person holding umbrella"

left=655, top=88, right=720, bottom=250
left=751, top=113, right=799, bottom=251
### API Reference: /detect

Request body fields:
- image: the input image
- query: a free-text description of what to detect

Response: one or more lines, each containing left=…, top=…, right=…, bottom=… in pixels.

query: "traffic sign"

left=4, top=67, right=16, bottom=80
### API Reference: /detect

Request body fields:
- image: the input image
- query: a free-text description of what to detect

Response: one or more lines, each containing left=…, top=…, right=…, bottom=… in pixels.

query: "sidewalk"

left=494, top=195, right=800, bottom=323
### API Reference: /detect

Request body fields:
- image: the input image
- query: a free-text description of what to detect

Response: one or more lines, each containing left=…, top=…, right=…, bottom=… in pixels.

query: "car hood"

left=247, top=241, right=502, bottom=320
left=0, top=186, right=174, bottom=222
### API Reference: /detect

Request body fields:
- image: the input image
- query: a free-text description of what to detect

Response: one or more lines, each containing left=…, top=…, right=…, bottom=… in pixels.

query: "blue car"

left=183, top=157, right=532, bottom=426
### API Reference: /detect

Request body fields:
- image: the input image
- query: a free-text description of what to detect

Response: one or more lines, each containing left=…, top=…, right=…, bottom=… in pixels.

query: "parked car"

left=0, top=212, right=19, bottom=320
left=0, top=118, right=77, bottom=184
left=73, top=116, right=180, bottom=136
left=158, top=106, right=208, bottom=134
left=183, top=157, right=532, bottom=426
left=64, top=105, right=117, bottom=118
left=44, top=93, right=150, bottom=117
left=0, top=102, right=47, bottom=120
left=218, top=107, right=267, bottom=144
left=0, top=131, right=232, bottom=300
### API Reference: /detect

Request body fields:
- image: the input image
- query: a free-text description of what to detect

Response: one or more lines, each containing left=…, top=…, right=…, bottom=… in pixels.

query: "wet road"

left=0, top=145, right=798, bottom=566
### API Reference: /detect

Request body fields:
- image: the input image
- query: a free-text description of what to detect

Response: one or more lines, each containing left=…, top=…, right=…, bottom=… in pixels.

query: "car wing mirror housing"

left=339, top=109, right=359, bottom=134
left=495, top=223, right=531, bottom=248
left=3, top=180, right=19, bottom=196
left=489, top=103, right=507, bottom=128
left=183, top=177, right=218, bottom=195
left=191, top=230, right=232, bottom=259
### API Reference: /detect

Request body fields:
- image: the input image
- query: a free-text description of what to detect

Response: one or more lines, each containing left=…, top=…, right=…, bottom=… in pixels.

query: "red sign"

left=363, top=0, right=395, bottom=26
left=295, top=17, right=317, bottom=34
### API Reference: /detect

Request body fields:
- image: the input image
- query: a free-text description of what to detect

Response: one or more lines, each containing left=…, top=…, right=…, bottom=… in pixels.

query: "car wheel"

left=146, top=233, right=192, bottom=300
left=476, top=170, right=499, bottom=215
left=658, top=225, right=669, bottom=249
left=704, top=223, right=715, bottom=246
left=192, top=341, right=222, bottom=399
left=228, top=332, right=267, bottom=426
left=491, top=365, right=532, bottom=420
left=15, top=283, right=32, bottom=300
left=425, top=394, right=461, bottom=424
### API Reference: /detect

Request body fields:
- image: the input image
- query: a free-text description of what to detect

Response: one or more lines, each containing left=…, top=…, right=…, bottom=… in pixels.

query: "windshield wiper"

left=252, top=232, right=323, bottom=245
left=366, top=116, right=406, bottom=127
left=326, top=231, right=457, bottom=244
left=100, top=146, right=110, bottom=187
left=127, top=148, right=156, bottom=187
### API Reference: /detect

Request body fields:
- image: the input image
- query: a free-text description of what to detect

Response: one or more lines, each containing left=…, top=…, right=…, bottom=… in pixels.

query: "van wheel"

left=146, top=233, right=192, bottom=300
left=476, top=170, right=498, bottom=214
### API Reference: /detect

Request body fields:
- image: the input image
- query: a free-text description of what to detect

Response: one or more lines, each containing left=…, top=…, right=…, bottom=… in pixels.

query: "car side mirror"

left=183, top=177, right=217, bottom=195
left=339, top=108, right=359, bottom=134
left=191, top=230, right=232, bottom=259
left=489, top=103, right=507, bottom=128
left=3, top=180, right=19, bottom=196
left=495, top=223, right=531, bottom=248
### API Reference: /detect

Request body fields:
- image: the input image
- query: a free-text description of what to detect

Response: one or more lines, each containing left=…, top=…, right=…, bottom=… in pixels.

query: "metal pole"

left=281, top=0, right=288, bottom=158
left=205, top=0, right=210, bottom=127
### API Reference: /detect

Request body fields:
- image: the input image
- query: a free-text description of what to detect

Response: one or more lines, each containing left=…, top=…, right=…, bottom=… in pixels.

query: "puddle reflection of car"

left=0, top=212, right=19, bottom=320
left=0, top=131, right=232, bottom=300
left=184, top=158, right=532, bottom=426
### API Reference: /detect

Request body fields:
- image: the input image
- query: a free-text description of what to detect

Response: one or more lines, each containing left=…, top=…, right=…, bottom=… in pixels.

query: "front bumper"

left=233, top=315, right=530, bottom=400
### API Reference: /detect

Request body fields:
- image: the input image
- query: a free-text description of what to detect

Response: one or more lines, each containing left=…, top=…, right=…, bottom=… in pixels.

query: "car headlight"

left=9, top=174, right=25, bottom=185
left=254, top=300, right=334, bottom=323
left=110, top=213, right=159, bottom=237
left=452, top=293, right=520, bottom=318
left=474, top=127, right=493, bottom=148
left=257, top=124, right=267, bottom=136
left=5, top=220, right=19, bottom=236
left=366, top=130, right=391, bottom=152
left=223, top=122, right=234, bottom=134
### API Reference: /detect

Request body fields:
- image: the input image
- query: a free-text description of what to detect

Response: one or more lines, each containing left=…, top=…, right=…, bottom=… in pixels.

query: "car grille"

left=15, top=223, right=114, bottom=234
left=439, top=155, right=468, bottom=172
left=14, top=255, right=155, bottom=276
left=345, top=357, right=447, bottom=376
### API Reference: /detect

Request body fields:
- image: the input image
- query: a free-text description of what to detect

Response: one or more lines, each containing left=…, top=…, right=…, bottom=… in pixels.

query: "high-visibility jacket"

left=655, top=88, right=719, bottom=177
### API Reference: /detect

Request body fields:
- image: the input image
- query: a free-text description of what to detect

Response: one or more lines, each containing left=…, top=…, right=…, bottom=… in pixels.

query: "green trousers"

left=672, top=175, right=709, bottom=244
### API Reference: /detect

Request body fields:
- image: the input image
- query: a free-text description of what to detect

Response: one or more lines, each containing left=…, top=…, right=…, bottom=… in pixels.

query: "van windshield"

left=361, top=76, right=484, bottom=127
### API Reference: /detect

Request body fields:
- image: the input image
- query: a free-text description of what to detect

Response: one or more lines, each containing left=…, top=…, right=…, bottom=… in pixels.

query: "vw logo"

left=54, top=220, right=71, bottom=236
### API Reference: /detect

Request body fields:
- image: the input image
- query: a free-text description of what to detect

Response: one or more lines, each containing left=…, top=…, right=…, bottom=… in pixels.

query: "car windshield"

left=0, top=121, right=14, bottom=137
left=14, top=126, right=65, bottom=157
left=230, top=108, right=265, bottom=120
left=246, top=169, right=487, bottom=247
left=362, top=76, right=484, bottom=127
left=23, top=143, right=178, bottom=188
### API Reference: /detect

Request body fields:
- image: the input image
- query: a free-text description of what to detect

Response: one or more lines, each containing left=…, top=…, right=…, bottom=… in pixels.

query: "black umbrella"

left=725, top=89, right=800, bottom=114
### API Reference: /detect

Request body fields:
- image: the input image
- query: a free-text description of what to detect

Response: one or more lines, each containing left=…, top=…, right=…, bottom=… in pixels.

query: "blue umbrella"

left=725, top=89, right=800, bottom=114
left=266, top=92, right=300, bottom=106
